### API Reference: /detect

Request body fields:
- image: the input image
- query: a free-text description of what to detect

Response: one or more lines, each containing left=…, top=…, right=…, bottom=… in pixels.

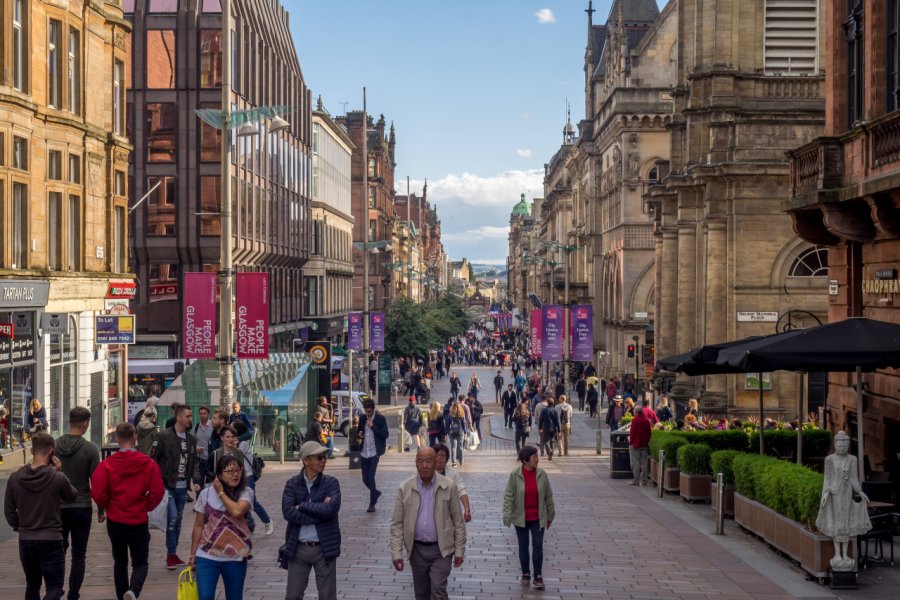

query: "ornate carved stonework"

left=114, top=32, right=126, bottom=51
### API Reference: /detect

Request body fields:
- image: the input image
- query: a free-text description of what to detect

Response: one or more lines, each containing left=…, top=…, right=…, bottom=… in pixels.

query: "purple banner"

left=530, top=310, right=542, bottom=358
left=348, top=312, right=363, bottom=351
left=370, top=312, right=385, bottom=352
left=235, top=272, right=269, bottom=359
left=183, top=272, right=217, bottom=359
left=571, top=304, right=594, bottom=362
left=541, top=305, right=563, bottom=361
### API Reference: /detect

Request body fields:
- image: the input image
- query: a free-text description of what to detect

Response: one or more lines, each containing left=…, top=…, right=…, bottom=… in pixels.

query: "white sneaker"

left=124, top=591, right=137, bottom=600
left=265, top=521, right=275, bottom=536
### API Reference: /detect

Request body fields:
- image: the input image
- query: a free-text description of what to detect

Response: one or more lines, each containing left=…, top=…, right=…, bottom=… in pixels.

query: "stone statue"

left=815, top=431, right=871, bottom=571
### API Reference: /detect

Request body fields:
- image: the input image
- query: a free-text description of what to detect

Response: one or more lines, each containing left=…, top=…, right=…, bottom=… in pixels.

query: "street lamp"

left=354, top=240, right=392, bottom=391
left=535, top=240, right=577, bottom=392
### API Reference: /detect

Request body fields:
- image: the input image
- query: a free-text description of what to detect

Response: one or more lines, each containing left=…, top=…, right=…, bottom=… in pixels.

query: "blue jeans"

left=166, top=486, right=188, bottom=555
left=195, top=556, right=247, bottom=600
left=514, top=520, right=544, bottom=577
left=449, top=434, right=464, bottom=464
left=19, top=539, right=65, bottom=600
left=246, top=476, right=271, bottom=524
left=360, top=455, right=381, bottom=506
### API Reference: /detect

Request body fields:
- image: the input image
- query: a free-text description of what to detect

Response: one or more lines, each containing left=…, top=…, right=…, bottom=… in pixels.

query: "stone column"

left=657, top=229, right=678, bottom=361
left=704, top=219, right=728, bottom=397
left=676, top=224, right=697, bottom=354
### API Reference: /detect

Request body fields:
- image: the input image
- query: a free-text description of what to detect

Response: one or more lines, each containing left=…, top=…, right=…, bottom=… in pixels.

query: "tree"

left=384, top=294, right=471, bottom=360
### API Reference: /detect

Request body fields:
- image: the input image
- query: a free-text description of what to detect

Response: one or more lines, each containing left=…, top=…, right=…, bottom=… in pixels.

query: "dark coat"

left=280, top=472, right=341, bottom=562
left=539, top=406, right=560, bottom=434
left=356, top=412, right=389, bottom=456
left=150, top=428, right=201, bottom=489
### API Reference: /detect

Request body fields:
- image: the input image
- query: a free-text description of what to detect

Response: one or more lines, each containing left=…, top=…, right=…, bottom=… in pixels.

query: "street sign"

left=41, top=313, right=70, bottom=335
left=95, top=315, right=136, bottom=344
left=737, top=311, right=778, bottom=323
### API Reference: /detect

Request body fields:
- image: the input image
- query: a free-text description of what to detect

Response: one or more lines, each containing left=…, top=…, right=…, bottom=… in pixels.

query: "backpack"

left=560, top=407, right=570, bottom=425
left=252, top=455, right=265, bottom=480
left=448, top=417, right=464, bottom=437
left=404, top=405, right=421, bottom=426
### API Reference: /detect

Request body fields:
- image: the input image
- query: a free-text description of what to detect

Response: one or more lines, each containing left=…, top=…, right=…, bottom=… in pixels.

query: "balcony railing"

left=871, top=110, right=900, bottom=167
left=787, top=137, right=843, bottom=199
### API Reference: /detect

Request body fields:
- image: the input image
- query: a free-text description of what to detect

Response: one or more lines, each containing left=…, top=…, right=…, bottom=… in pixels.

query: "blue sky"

left=288, top=1, right=661, bottom=264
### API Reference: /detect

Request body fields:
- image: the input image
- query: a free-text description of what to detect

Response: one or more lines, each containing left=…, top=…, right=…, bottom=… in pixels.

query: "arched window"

left=647, top=165, right=659, bottom=183
left=788, top=246, right=828, bottom=277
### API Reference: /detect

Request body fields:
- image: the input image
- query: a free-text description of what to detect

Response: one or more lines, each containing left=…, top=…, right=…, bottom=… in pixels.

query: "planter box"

left=679, top=472, right=711, bottom=502
left=711, top=483, right=735, bottom=517
left=734, top=493, right=835, bottom=579
left=649, top=458, right=659, bottom=483
left=663, top=467, right=680, bottom=492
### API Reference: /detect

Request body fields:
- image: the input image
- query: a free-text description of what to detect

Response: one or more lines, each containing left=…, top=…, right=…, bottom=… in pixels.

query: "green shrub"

left=679, top=429, right=750, bottom=452
left=748, top=428, right=832, bottom=463
left=710, top=450, right=742, bottom=486
left=731, top=452, right=824, bottom=529
left=678, top=444, right=712, bottom=475
left=660, top=436, right=689, bottom=468
left=649, top=431, right=676, bottom=461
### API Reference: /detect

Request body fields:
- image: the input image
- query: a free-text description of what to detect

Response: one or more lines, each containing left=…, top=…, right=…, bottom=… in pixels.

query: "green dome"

left=511, top=193, right=530, bottom=217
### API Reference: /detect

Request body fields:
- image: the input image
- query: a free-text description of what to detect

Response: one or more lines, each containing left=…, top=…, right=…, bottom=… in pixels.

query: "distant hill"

left=470, top=263, right=508, bottom=278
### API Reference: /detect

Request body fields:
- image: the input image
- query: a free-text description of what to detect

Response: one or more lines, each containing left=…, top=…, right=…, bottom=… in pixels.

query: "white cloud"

left=443, top=225, right=510, bottom=242
left=516, top=148, right=533, bottom=158
left=402, top=169, right=543, bottom=208
left=534, top=8, right=556, bottom=24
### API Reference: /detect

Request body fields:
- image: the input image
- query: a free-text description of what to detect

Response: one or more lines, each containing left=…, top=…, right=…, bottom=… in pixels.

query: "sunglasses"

left=222, top=469, right=242, bottom=476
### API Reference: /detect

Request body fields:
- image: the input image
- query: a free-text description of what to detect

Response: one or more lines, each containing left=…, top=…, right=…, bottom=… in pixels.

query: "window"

left=148, top=0, right=178, bottom=13
left=13, top=0, right=27, bottom=91
left=12, top=183, right=28, bottom=268
left=199, top=30, right=222, bottom=88
left=68, top=196, right=81, bottom=271
left=122, top=0, right=135, bottom=13
left=146, top=103, right=176, bottom=162
left=312, top=220, right=322, bottom=255
left=48, top=20, right=62, bottom=108
left=890, top=0, right=900, bottom=112
left=68, top=154, right=80, bottom=183
left=368, top=219, right=376, bottom=241
left=113, top=206, right=126, bottom=273
left=764, top=0, right=818, bottom=75
left=147, top=176, right=176, bottom=237
left=199, top=176, right=220, bottom=235
left=114, top=171, right=126, bottom=196
left=304, top=276, right=319, bottom=316
left=789, top=246, right=828, bottom=277
left=68, top=28, right=80, bottom=114
left=203, top=0, right=221, bottom=12
left=368, top=186, right=376, bottom=208
left=368, top=158, right=376, bottom=178
left=13, top=137, right=27, bottom=170
left=149, top=263, right=179, bottom=302
left=49, top=316, right=77, bottom=436
left=113, top=60, right=124, bottom=135
left=48, top=192, right=63, bottom=270
left=146, top=30, right=176, bottom=89
left=48, top=151, right=62, bottom=180
left=198, top=102, right=221, bottom=161
left=844, top=0, right=864, bottom=125
left=0, top=133, right=4, bottom=166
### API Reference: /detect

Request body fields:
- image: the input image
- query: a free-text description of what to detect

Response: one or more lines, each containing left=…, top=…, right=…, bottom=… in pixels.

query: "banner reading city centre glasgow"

left=370, top=312, right=385, bottom=352
left=541, top=305, right=563, bottom=361
left=236, top=272, right=269, bottom=359
left=183, top=272, right=217, bottom=359
left=347, top=312, right=363, bottom=351
left=571, top=304, right=594, bottom=362
left=529, top=309, right=542, bottom=358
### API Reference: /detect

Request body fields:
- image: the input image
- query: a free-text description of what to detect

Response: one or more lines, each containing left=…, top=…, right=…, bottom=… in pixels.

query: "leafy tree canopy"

left=384, top=294, right=471, bottom=360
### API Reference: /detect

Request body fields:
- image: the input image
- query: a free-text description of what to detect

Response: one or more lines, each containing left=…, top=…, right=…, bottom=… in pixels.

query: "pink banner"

left=236, top=272, right=269, bottom=359
left=530, top=309, right=542, bottom=359
left=183, top=272, right=217, bottom=359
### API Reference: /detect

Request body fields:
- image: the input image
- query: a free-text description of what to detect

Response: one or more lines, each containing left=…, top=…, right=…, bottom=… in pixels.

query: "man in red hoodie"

left=628, top=405, right=652, bottom=486
left=91, top=423, right=165, bottom=600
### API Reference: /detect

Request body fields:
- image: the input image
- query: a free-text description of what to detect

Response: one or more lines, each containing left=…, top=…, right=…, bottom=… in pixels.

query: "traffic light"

left=642, top=344, right=651, bottom=364
left=627, top=344, right=636, bottom=358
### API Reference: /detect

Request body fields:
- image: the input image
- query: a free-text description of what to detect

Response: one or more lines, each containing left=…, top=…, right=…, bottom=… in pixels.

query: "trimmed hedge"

left=678, top=429, right=750, bottom=452
left=732, top=453, right=823, bottom=530
left=748, top=429, right=832, bottom=462
left=678, top=443, right=712, bottom=475
left=649, top=431, right=689, bottom=468
left=710, top=450, right=742, bottom=486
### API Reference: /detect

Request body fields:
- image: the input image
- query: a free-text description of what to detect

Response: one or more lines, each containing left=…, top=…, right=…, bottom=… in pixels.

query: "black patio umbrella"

left=716, top=317, right=900, bottom=477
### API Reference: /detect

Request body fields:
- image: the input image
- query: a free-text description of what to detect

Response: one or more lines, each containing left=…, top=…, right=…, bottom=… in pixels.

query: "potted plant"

left=710, top=450, right=740, bottom=517
left=660, top=436, right=687, bottom=492
left=678, top=443, right=711, bottom=502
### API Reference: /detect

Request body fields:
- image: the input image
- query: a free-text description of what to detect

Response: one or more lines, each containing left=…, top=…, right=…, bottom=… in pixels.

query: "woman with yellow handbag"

left=188, top=455, right=253, bottom=600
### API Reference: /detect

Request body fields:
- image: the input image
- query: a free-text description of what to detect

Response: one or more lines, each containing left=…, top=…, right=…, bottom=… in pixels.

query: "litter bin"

left=610, top=430, right=632, bottom=479
left=348, top=450, right=362, bottom=470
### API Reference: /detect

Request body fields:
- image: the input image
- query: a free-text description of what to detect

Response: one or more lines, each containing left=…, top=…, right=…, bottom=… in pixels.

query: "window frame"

left=67, top=194, right=81, bottom=271
left=13, top=0, right=28, bottom=91
left=68, top=27, right=80, bottom=115
left=48, top=19, right=62, bottom=109
left=844, top=0, right=864, bottom=126
left=889, top=0, right=900, bottom=112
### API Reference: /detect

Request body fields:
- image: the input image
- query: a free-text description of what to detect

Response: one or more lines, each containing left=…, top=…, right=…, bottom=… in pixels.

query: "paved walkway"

left=0, top=365, right=893, bottom=598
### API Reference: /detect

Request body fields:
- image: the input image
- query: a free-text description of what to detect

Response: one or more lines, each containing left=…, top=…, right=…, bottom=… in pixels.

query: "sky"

left=288, top=1, right=663, bottom=264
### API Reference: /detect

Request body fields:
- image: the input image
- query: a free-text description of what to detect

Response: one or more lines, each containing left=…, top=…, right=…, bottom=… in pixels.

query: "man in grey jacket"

left=55, top=406, right=102, bottom=600
left=390, top=447, right=466, bottom=600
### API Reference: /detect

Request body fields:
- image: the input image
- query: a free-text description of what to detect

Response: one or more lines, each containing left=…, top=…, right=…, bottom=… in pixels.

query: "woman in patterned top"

left=189, top=455, right=253, bottom=600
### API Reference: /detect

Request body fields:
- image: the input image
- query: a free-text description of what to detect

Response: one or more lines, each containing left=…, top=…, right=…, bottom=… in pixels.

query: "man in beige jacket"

left=390, top=447, right=466, bottom=600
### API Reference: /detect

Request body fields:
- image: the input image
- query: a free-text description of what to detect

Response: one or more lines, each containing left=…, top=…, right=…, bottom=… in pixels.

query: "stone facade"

left=0, top=0, right=133, bottom=444
left=788, top=0, right=900, bottom=469
left=651, top=0, right=828, bottom=416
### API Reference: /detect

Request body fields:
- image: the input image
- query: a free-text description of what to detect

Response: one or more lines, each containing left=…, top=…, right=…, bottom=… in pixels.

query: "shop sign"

left=863, top=279, right=900, bottom=294
left=96, top=315, right=136, bottom=344
left=10, top=313, right=35, bottom=363
left=737, top=311, right=778, bottom=323
left=105, top=299, right=131, bottom=315
left=0, top=280, right=50, bottom=308
left=0, top=323, right=12, bottom=338
left=106, top=281, right=137, bottom=299
left=41, top=313, right=70, bottom=336
left=128, top=345, right=169, bottom=359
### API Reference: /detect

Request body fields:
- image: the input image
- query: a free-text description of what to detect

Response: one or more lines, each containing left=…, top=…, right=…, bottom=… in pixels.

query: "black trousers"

left=61, top=507, right=93, bottom=600
left=106, top=520, right=151, bottom=600
left=20, top=539, right=65, bottom=600
left=515, top=520, right=544, bottom=577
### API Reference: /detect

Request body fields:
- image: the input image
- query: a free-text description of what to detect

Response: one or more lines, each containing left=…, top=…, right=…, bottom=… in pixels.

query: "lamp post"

left=354, top=239, right=392, bottom=392
left=196, top=3, right=291, bottom=407
left=537, top=240, right=576, bottom=393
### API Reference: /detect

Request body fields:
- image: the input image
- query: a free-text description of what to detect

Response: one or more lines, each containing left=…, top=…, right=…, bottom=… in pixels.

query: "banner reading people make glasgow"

left=236, top=272, right=269, bottom=359
left=370, top=311, right=385, bottom=352
left=347, top=312, right=363, bottom=351
left=541, top=305, right=563, bottom=361
left=529, top=309, right=542, bottom=358
left=571, top=304, right=594, bottom=362
left=183, top=272, right=217, bottom=359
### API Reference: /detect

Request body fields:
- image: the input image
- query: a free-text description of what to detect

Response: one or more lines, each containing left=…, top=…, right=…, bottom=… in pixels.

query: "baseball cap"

left=299, top=441, right=329, bottom=461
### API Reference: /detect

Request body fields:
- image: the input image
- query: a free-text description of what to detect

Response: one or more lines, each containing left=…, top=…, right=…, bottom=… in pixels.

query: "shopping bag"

left=148, top=489, right=169, bottom=532
left=177, top=567, right=199, bottom=600
left=468, top=430, right=480, bottom=450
